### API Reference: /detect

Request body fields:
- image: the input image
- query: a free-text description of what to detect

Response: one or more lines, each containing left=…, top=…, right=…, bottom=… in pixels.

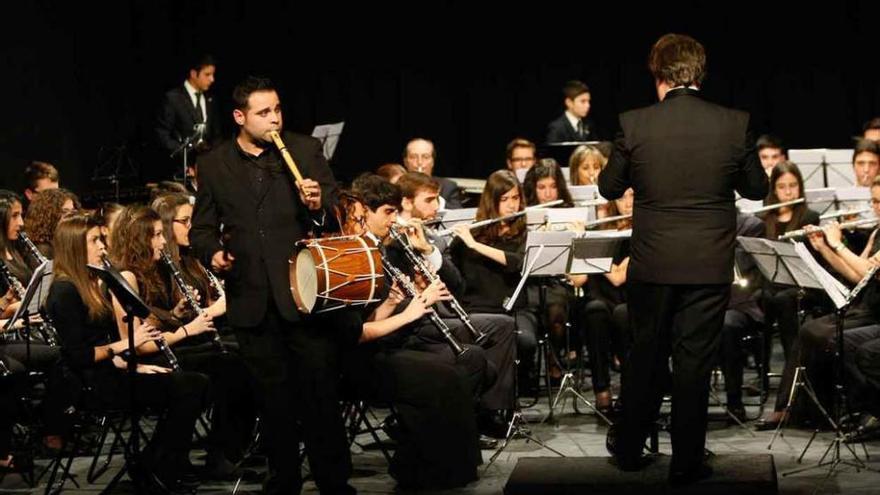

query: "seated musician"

left=757, top=168, right=880, bottom=429
left=108, top=206, right=250, bottom=479
left=46, top=214, right=208, bottom=491
left=521, top=163, right=578, bottom=378
left=151, top=192, right=256, bottom=478
left=569, top=144, right=610, bottom=218
left=505, top=138, right=537, bottom=174
left=0, top=189, right=72, bottom=452
left=571, top=187, right=634, bottom=413
left=329, top=185, right=484, bottom=488
left=394, top=171, right=517, bottom=434
left=23, top=188, right=80, bottom=259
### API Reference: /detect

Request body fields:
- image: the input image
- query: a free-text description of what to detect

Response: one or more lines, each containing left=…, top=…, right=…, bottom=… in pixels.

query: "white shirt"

left=184, top=80, right=208, bottom=123
left=565, top=111, right=582, bottom=134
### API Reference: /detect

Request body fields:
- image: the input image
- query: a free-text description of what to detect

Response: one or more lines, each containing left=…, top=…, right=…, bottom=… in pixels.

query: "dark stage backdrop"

left=2, top=1, right=880, bottom=199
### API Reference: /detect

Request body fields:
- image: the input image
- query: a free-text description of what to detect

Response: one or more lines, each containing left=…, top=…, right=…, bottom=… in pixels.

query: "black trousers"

left=618, top=282, right=730, bottom=471
left=718, top=309, right=760, bottom=406
left=342, top=346, right=481, bottom=489
left=1, top=342, right=75, bottom=436
left=843, top=325, right=880, bottom=416
left=773, top=305, right=877, bottom=412
left=175, top=346, right=256, bottom=462
left=233, top=303, right=354, bottom=495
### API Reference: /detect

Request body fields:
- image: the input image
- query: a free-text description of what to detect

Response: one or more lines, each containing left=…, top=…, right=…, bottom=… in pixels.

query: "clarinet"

left=159, top=250, right=226, bottom=353
left=382, top=258, right=467, bottom=357
left=388, top=226, right=487, bottom=343
left=102, top=255, right=181, bottom=372
left=0, top=257, right=57, bottom=346
left=203, top=265, right=226, bottom=300
left=15, top=232, right=61, bottom=346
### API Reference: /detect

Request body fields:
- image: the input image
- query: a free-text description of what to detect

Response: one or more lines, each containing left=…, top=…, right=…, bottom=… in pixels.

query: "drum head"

left=291, top=249, right=318, bottom=313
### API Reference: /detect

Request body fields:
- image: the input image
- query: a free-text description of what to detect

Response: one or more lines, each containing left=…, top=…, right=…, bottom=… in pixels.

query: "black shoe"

left=753, top=416, right=782, bottom=431
left=479, top=410, right=511, bottom=439
left=381, top=414, right=403, bottom=442
left=669, top=462, right=713, bottom=486
left=479, top=435, right=499, bottom=449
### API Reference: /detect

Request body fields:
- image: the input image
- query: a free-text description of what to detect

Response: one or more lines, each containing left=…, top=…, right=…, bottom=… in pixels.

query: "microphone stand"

left=170, top=125, right=204, bottom=188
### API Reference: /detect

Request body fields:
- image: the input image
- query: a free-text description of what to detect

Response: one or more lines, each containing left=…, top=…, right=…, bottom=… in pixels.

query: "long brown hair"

left=474, top=170, right=526, bottom=243
left=109, top=205, right=168, bottom=307
left=25, top=188, right=81, bottom=244
left=522, top=161, right=574, bottom=207
left=763, top=161, right=808, bottom=239
left=53, top=214, right=111, bottom=320
left=0, top=190, right=28, bottom=279
left=151, top=193, right=211, bottom=300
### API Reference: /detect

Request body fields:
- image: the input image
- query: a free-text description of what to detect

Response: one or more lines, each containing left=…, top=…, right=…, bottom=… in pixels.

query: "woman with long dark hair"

left=450, top=170, right=542, bottom=391
left=151, top=193, right=256, bottom=477
left=47, top=214, right=208, bottom=491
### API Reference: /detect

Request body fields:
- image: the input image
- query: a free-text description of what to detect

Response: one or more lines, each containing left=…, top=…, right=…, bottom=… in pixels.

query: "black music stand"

left=87, top=263, right=157, bottom=494
left=774, top=243, right=880, bottom=486
left=4, top=261, right=51, bottom=365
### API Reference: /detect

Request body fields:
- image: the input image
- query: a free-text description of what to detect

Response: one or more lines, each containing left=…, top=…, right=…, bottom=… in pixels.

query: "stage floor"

left=3, top=366, right=879, bottom=494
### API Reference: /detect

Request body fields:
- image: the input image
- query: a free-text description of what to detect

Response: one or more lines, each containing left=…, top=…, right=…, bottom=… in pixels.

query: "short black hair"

left=756, top=134, right=784, bottom=153
left=189, top=54, right=216, bottom=74
left=351, top=173, right=401, bottom=211
left=863, top=117, right=880, bottom=133
left=232, top=76, right=276, bottom=111
left=562, top=80, right=590, bottom=101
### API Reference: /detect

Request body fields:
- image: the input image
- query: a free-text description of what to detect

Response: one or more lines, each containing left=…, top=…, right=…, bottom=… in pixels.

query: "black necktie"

left=577, top=120, right=585, bottom=139
left=194, top=92, right=205, bottom=123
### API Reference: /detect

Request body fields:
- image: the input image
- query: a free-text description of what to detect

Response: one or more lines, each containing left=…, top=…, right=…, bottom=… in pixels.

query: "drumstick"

left=268, top=130, right=305, bottom=183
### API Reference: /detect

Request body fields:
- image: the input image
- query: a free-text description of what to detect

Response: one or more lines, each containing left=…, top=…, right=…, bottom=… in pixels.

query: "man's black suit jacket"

left=598, top=88, right=768, bottom=285
left=546, top=114, right=599, bottom=143
left=156, top=85, right=223, bottom=156
left=437, top=177, right=463, bottom=210
left=190, top=131, right=337, bottom=327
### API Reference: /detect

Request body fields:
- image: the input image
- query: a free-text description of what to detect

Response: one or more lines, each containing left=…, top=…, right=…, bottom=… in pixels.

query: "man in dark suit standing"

left=155, top=55, right=222, bottom=180
left=403, top=138, right=463, bottom=209
left=546, top=80, right=599, bottom=143
left=190, top=76, right=354, bottom=495
left=598, top=34, right=767, bottom=484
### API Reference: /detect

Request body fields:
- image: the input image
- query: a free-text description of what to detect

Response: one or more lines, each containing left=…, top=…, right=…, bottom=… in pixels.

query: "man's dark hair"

left=562, top=80, right=590, bottom=101
left=853, top=138, right=880, bottom=162
left=756, top=134, right=784, bottom=153
left=648, top=33, right=706, bottom=87
left=863, top=117, right=880, bottom=134
left=232, top=76, right=277, bottom=111
left=24, top=161, right=60, bottom=189
left=351, top=173, right=402, bottom=211
left=189, top=54, right=216, bottom=74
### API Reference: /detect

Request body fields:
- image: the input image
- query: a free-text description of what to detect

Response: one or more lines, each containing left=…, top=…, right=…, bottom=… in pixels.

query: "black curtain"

left=2, top=1, right=880, bottom=198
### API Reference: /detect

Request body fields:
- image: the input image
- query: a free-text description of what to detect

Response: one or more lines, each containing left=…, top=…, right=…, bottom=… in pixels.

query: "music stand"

left=775, top=244, right=880, bottom=486
left=788, top=148, right=855, bottom=189
left=435, top=208, right=476, bottom=231
left=488, top=232, right=570, bottom=470
left=4, top=261, right=51, bottom=364
left=87, top=263, right=156, bottom=494
left=311, top=122, right=345, bottom=162
left=170, top=125, right=204, bottom=189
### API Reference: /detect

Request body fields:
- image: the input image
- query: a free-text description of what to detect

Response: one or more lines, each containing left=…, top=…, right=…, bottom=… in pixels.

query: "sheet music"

left=311, top=122, right=345, bottom=161
left=793, top=242, right=848, bottom=309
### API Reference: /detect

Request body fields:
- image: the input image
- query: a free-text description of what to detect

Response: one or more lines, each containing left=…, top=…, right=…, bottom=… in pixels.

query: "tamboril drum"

left=290, top=235, right=384, bottom=313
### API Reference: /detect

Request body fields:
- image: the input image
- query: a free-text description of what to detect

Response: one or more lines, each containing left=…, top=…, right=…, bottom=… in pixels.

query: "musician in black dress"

left=47, top=214, right=208, bottom=491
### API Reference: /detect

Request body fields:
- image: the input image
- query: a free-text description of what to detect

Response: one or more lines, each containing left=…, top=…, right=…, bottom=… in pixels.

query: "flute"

left=778, top=217, right=879, bottom=241
left=435, top=200, right=564, bottom=237
left=742, top=198, right=805, bottom=214
left=585, top=213, right=632, bottom=229
left=819, top=208, right=872, bottom=221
